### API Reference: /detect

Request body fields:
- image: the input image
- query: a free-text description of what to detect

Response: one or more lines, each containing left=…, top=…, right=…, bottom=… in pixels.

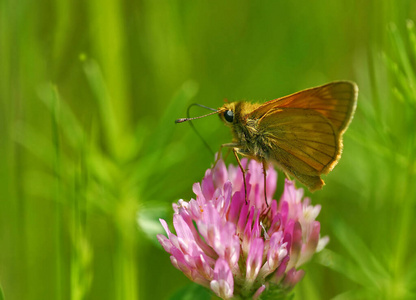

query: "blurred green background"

left=1, top=0, right=416, bottom=299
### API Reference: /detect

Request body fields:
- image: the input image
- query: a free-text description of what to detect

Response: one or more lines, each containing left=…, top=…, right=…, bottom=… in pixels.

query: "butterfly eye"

left=224, top=110, right=234, bottom=123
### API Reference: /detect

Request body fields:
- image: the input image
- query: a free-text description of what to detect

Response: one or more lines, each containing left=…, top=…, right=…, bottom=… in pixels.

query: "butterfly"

left=177, top=81, right=358, bottom=202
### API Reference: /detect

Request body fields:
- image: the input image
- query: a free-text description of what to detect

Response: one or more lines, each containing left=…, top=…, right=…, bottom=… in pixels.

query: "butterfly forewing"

left=251, top=81, right=357, bottom=134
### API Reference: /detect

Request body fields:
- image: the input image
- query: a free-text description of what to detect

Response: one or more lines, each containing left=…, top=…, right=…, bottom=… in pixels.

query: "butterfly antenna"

left=175, top=103, right=220, bottom=156
left=174, top=104, right=219, bottom=123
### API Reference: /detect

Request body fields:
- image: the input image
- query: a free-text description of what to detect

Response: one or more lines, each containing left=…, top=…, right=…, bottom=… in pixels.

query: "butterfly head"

left=218, top=102, right=237, bottom=126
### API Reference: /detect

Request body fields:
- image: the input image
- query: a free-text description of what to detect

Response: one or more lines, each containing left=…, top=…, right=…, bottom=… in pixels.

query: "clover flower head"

left=157, top=158, right=329, bottom=299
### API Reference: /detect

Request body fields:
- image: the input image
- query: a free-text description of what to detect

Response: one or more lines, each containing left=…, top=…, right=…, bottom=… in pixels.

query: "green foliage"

left=168, top=283, right=212, bottom=300
left=1, top=0, right=416, bottom=299
left=259, top=284, right=294, bottom=300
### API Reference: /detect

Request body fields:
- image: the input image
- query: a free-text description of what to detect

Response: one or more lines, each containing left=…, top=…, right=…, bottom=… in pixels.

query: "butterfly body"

left=218, top=81, right=358, bottom=192
left=221, top=102, right=266, bottom=158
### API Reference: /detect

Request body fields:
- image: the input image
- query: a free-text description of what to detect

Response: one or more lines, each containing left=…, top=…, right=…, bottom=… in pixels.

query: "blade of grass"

left=333, top=221, right=389, bottom=290
left=51, top=85, right=63, bottom=300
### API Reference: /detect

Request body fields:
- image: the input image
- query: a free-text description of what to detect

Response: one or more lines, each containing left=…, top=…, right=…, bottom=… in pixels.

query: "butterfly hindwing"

left=258, top=108, right=341, bottom=190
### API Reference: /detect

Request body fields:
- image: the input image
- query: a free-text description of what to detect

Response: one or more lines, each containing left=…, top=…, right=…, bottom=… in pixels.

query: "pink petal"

left=267, top=213, right=281, bottom=237
left=212, top=158, right=228, bottom=188
left=242, top=206, right=256, bottom=252
left=236, top=200, right=250, bottom=234
left=210, top=258, right=234, bottom=299
left=272, top=255, right=290, bottom=284
left=173, top=214, right=195, bottom=242
left=201, top=169, right=215, bottom=199
left=269, top=198, right=278, bottom=219
left=253, top=285, right=266, bottom=300
left=279, top=201, right=289, bottom=226
left=192, top=182, right=205, bottom=206
left=157, top=234, right=173, bottom=253
left=194, top=254, right=214, bottom=281
left=159, top=218, right=172, bottom=236
left=282, top=268, right=305, bottom=290
left=317, top=235, right=330, bottom=252
left=267, top=231, right=286, bottom=270
left=159, top=218, right=180, bottom=249
left=287, top=221, right=302, bottom=270
left=228, top=190, right=245, bottom=224
left=297, top=221, right=321, bottom=266
left=265, top=166, right=277, bottom=201
left=246, top=238, right=264, bottom=281
left=216, top=181, right=232, bottom=216
left=252, top=211, right=261, bottom=239
left=170, top=247, right=191, bottom=276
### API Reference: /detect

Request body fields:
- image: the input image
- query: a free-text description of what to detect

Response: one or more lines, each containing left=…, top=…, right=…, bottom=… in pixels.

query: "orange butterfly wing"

left=258, top=108, right=340, bottom=191
left=248, top=81, right=357, bottom=191
left=251, top=81, right=358, bottom=134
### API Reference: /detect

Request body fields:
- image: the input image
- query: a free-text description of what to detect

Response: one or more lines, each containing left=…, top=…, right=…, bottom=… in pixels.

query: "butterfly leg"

left=284, top=171, right=293, bottom=181
left=223, top=147, right=232, bottom=161
left=213, top=145, right=224, bottom=167
left=232, top=148, right=248, bottom=204
left=262, top=159, right=269, bottom=207
left=214, top=143, right=237, bottom=167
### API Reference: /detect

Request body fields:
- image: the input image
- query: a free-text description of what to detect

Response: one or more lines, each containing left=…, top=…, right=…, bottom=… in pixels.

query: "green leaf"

left=169, top=283, right=211, bottom=300
left=260, top=289, right=293, bottom=300
left=137, top=203, right=169, bottom=247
